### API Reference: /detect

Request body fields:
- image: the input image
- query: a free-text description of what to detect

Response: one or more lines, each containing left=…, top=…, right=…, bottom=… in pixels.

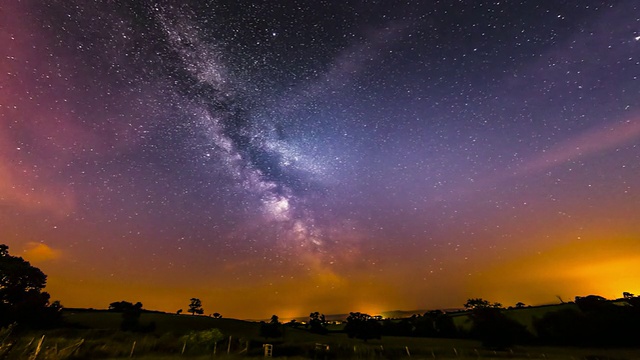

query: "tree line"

left=2, top=243, right=640, bottom=348
left=278, top=295, right=640, bottom=348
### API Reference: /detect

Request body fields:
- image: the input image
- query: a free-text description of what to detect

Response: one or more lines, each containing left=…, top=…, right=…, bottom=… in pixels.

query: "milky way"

left=155, top=9, right=331, bottom=255
left=2, top=1, right=639, bottom=318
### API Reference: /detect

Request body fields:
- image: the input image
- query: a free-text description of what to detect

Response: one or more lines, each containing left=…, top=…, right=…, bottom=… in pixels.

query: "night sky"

left=2, top=1, right=639, bottom=319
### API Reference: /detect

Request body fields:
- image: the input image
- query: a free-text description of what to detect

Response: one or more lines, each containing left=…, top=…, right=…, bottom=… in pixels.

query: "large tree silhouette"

left=0, top=244, right=61, bottom=327
left=344, top=312, right=382, bottom=342
left=308, top=311, right=328, bottom=334
left=188, top=298, right=204, bottom=315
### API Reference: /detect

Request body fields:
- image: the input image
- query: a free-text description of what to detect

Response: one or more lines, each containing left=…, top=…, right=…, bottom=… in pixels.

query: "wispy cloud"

left=516, top=116, right=640, bottom=176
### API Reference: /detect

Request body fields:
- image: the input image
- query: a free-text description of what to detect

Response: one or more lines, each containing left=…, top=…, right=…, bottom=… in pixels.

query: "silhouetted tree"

left=625, top=295, right=640, bottom=307
left=464, top=298, right=502, bottom=310
left=286, top=319, right=301, bottom=328
left=436, top=312, right=458, bottom=337
left=515, top=302, right=526, bottom=308
left=260, top=315, right=283, bottom=339
left=121, top=302, right=143, bottom=331
left=534, top=296, right=640, bottom=347
left=0, top=244, right=61, bottom=328
left=212, top=312, right=222, bottom=318
left=308, top=311, right=328, bottom=334
left=50, top=300, right=63, bottom=312
left=533, top=308, right=588, bottom=345
left=469, top=307, right=529, bottom=348
left=412, top=313, right=434, bottom=337
left=177, top=309, right=182, bottom=315
left=107, top=301, right=152, bottom=332
left=382, top=317, right=413, bottom=337
left=109, top=301, right=135, bottom=312
left=574, top=295, right=607, bottom=312
left=344, top=312, right=382, bottom=342
left=415, top=310, right=457, bottom=338
left=188, top=298, right=204, bottom=315
left=623, top=292, right=634, bottom=299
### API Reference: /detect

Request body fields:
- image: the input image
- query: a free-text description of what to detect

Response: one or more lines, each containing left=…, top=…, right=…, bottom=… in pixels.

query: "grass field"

left=2, top=309, right=639, bottom=359
left=64, top=310, right=261, bottom=337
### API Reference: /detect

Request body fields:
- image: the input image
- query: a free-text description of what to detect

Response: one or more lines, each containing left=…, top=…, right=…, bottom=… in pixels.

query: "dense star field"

left=1, top=1, right=639, bottom=319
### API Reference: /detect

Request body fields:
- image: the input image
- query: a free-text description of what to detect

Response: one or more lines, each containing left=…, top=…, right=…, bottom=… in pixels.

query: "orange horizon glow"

left=19, top=230, right=640, bottom=320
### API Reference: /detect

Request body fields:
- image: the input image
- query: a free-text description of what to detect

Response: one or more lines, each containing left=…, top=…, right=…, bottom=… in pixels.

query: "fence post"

left=129, top=340, right=136, bottom=358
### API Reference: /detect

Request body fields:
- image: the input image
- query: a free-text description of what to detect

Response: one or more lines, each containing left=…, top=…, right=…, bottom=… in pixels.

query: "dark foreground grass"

left=64, top=311, right=260, bottom=337
left=3, top=310, right=639, bottom=359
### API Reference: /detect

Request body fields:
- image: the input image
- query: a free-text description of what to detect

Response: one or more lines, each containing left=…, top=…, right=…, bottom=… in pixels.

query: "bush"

left=180, top=328, right=224, bottom=353
left=470, top=307, right=530, bottom=348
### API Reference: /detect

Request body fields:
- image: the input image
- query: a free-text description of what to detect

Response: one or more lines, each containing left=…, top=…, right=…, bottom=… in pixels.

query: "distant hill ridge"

left=280, top=308, right=465, bottom=323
